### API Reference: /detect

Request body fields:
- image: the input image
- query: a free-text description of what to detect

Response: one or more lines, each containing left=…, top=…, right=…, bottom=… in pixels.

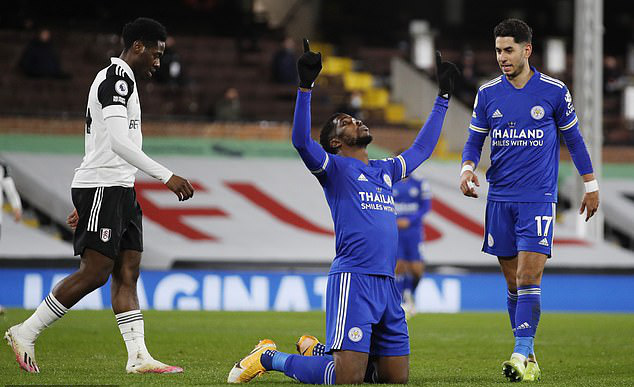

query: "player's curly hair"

left=494, top=18, right=532, bottom=44
left=320, top=113, right=343, bottom=154
left=122, top=17, right=167, bottom=50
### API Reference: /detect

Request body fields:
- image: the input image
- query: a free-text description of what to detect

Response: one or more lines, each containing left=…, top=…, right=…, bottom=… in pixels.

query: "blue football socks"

left=507, top=288, right=518, bottom=333
left=513, top=285, right=541, bottom=357
left=261, top=351, right=335, bottom=384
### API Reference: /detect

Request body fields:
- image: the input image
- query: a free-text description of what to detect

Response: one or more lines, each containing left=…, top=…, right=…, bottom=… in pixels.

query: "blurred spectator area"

left=0, top=28, right=632, bottom=147
left=0, top=30, right=338, bottom=125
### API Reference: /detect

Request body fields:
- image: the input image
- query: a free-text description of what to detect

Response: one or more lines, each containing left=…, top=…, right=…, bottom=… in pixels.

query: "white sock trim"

left=115, top=309, right=143, bottom=326
left=44, top=293, right=68, bottom=318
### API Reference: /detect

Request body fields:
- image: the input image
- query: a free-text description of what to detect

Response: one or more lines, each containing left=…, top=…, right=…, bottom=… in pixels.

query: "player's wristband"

left=584, top=180, right=599, bottom=193
left=460, top=164, right=474, bottom=176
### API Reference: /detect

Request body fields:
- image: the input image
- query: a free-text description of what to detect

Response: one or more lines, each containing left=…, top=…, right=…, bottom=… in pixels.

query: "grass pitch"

left=1, top=310, right=633, bottom=386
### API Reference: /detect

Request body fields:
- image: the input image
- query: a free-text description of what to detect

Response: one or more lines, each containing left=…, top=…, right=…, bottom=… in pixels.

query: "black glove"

left=435, top=51, right=460, bottom=99
left=297, top=38, right=322, bottom=89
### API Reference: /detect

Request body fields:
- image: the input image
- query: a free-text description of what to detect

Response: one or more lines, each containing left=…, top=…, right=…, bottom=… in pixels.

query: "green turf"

left=1, top=310, right=633, bottom=385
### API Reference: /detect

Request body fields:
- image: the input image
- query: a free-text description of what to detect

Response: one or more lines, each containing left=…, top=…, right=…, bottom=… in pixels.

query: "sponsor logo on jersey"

left=530, top=105, right=545, bottom=120
left=491, top=128, right=544, bottom=139
left=358, top=191, right=395, bottom=213
left=100, top=228, right=112, bottom=242
left=491, top=127, right=545, bottom=147
left=409, top=187, right=419, bottom=197
left=115, top=80, right=129, bottom=96
left=348, top=327, right=363, bottom=342
left=492, top=109, right=503, bottom=118
left=488, top=233, right=494, bottom=247
left=357, top=173, right=368, bottom=182
left=539, top=238, right=549, bottom=247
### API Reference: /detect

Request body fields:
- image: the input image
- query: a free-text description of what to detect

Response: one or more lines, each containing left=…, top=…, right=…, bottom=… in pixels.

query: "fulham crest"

left=100, top=228, right=112, bottom=242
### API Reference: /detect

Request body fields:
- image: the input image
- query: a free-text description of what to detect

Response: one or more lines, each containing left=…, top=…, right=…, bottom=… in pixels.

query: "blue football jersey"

left=393, top=176, right=431, bottom=233
left=316, top=154, right=404, bottom=277
left=469, top=67, right=578, bottom=202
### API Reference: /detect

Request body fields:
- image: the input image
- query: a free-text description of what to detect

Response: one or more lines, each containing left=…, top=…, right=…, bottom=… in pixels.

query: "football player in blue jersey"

left=228, top=39, right=459, bottom=385
left=459, top=19, right=600, bottom=382
left=393, top=170, right=432, bottom=317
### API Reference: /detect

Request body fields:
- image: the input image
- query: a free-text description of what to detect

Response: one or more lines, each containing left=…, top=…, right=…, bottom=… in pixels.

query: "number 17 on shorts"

left=483, top=201, right=555, bottom=257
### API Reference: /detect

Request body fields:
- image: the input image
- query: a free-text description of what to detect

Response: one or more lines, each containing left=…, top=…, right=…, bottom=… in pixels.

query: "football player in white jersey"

left=5, top=18, right=193, bottom=375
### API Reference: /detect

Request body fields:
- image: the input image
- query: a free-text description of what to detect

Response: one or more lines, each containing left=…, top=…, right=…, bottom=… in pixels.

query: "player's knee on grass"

left=376, top=356, right=409, bottom=384
left=333, top=351, right=368, bottom=384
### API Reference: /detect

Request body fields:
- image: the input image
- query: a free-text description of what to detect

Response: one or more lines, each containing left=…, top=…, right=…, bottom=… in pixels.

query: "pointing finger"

left=303, top=38, right=310, bottom=53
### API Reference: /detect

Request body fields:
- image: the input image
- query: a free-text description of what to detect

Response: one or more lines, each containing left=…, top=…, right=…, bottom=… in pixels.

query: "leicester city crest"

left=530, top=105, right=545, bottom=120
left=383, top=174, right=392, bottom=188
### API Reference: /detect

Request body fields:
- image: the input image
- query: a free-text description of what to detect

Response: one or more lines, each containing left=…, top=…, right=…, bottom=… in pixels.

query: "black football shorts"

left=71, top=186, right=143, bottom=260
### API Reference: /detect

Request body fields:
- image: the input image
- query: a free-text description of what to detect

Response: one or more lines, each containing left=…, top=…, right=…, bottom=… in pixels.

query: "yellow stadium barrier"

left=343, top=72, right=374, bottom=91
left=309, top=42, right=334, bottom=58
left=321, top=56, right=354, bottom=76
left=362, top=88, right=389, bottom=109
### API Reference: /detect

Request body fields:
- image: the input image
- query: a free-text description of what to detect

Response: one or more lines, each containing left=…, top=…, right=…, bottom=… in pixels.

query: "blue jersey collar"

left=502, top=66, right=539, bottom=90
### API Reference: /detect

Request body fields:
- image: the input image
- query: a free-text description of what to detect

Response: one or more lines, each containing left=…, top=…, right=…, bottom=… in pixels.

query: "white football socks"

left=116, top=310, right=152, bottom=362
left=20, top=293, right=68, bottom=342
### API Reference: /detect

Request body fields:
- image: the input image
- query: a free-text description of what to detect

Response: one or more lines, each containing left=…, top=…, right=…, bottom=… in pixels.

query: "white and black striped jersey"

left=72, top=58, right=171, bottom=188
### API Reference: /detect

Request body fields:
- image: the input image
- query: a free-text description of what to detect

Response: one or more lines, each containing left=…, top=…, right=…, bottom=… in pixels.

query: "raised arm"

left=291, top=90, right=329, bottom=173
left=398, top=97, right=449, bottom=177
left=291, top=39, right=330, bottom=175
left=396, top=52, right=458, bottom=179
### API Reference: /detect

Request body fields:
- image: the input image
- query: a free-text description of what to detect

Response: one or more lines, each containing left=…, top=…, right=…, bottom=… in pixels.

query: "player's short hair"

left=494, top=18, right=532, bottom=44
left=320, top=113, right=343, bottom=154
left=122, top=17, right=167, bottom=50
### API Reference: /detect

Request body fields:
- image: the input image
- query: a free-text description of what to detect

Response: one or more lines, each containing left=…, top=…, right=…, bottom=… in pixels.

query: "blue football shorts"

left=396, top=228, right=423, bottom=262
left=483, top=200, right=556, bottom=258
left=325, top=272, right=409, bottom=356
